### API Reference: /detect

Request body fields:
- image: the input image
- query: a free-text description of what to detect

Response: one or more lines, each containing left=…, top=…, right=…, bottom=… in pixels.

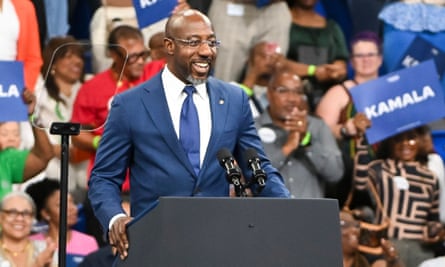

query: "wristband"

left=92, top=135, right=101, bottom=149
left=307, top=65, right=317, bottom=76
left=29, top=114, right=42, bottom=127
left=300, top=131, right=311, bottom=147
left=239, top=83, right=254, bottom=97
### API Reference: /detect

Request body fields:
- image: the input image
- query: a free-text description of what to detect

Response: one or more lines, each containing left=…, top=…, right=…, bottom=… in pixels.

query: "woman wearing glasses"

left=0, top=191, right=56, bottom=267
left=34, top=36, right=89, bottom=197
left=315, top=31, right=382, bottom=207
left=26, top=178, right=99, bottom=266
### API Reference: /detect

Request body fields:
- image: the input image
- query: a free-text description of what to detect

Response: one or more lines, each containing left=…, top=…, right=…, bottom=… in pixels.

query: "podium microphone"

left=216, top=148, right=245, bottom=197
left=245, top=148, right=267, bottom=194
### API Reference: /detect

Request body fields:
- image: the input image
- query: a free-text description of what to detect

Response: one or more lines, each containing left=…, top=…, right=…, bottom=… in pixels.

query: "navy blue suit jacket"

left=88, top=72, right=290, bottom=231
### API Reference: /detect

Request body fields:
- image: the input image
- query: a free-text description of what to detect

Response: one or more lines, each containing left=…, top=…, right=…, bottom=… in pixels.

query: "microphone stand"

left=50, top=122, right=80, bottom=267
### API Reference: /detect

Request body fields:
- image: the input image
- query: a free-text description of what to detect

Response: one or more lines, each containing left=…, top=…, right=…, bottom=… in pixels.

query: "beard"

left=187, top=75, right=207, bottom=86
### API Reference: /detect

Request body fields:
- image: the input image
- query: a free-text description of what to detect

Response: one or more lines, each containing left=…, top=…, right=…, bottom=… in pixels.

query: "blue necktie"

left=180, top=85, right=200, bottom=175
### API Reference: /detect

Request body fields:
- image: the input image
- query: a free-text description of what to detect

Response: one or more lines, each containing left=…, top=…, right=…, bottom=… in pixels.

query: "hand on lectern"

left=110, top=216, right=133, bottom=260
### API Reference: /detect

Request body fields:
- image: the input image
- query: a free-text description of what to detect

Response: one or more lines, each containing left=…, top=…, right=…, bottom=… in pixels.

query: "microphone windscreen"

left=216, top=148, right=232, bottom=163
left=245, top=147, right=259, bottom=161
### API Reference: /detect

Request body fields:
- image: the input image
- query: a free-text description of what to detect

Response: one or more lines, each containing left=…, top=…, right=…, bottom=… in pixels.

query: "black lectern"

left=115, top=197, right=342, bottom=267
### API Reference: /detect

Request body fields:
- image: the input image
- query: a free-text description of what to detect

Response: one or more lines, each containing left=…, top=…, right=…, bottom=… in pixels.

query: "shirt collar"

left=163, top=65, right=207, bottom=99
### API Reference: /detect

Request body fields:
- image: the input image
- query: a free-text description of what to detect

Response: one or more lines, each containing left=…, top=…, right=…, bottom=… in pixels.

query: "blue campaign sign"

left=396, top=36, right=445, bottom=79
left=0, top=61, right=27, bottom=122
left=350, top=60, right=445, bottom=144
left=132, top=0, right=176, bottom=29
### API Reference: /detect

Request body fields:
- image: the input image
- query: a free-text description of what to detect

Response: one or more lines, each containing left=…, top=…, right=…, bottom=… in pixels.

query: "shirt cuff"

left=109, top=213, right=127, bottom=230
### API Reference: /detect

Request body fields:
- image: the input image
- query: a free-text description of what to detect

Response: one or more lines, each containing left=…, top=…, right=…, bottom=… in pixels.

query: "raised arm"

left=24, top=89, right=54, bottom=180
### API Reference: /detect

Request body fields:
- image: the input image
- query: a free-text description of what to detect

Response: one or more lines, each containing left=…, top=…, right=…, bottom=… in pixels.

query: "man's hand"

left=109, top=216, right=133, bottom=260
left=281, top=107, right=307, bottom=156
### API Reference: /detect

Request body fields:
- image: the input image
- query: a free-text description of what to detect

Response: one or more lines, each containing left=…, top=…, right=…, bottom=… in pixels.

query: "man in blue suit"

left=88, top=9, right=290, bottom=260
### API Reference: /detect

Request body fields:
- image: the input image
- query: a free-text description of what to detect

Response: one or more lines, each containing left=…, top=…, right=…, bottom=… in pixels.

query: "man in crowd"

left=255, top=70, right=343, bottom=198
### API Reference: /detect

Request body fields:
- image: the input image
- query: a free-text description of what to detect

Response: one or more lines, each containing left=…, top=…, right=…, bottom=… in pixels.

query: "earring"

left=51, top=68, right=56, bottom=75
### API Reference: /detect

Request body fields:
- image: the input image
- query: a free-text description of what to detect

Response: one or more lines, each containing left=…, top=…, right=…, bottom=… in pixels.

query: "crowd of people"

left=1, top=0, right=445, bottom=266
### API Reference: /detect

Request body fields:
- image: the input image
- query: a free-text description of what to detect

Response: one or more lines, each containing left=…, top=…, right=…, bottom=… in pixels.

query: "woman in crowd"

left=35, top=36, right=89, bottom=197
left=0, top=191, right=56, bottom=267
left=352, top=127, right=444, bottom=267
left=26, top=178, right=98, bottom=266
left=283, top=0, right=349, bottom=111
left=315, top=31, right=383, bottom=205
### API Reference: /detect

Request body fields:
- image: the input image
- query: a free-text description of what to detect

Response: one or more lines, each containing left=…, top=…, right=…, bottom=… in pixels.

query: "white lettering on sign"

left=140, top=0, right=157, bottom=8
left=364, top=86, right=435, bottom=119
left=0, top=84, right=20, bottom=98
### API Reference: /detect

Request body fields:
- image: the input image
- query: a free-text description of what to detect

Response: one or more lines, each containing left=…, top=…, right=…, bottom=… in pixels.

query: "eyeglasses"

left=126, top=50, right=150, bottom=64
left=352, top=52, right=379, bottom=59
left=1, top=209, right=34, bottom=220
left=169, top=37, right=221, bottom=49
left=273, top=86, right=305, bottom=97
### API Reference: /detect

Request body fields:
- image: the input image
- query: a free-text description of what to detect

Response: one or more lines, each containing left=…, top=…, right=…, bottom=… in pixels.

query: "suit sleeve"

left=88, top=94, right=132, bottom=231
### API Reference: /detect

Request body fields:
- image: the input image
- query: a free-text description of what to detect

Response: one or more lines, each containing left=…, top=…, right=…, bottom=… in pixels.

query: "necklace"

left=1, top=241, right=30, bottom=257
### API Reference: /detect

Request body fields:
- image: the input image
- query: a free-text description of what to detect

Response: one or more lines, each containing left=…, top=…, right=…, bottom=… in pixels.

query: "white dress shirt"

left=162, top=66, right=212, bottom=167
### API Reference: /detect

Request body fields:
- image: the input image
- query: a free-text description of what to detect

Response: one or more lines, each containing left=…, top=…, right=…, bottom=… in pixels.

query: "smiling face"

left=390, top=130, right=419, bottom=162
left=53, top=49, right=84, bottom=84
left=165, top=10, right=217, bottom=85
left=0, top=195, right=34, bottom=241
left=0, top=121, right=21, bottom=149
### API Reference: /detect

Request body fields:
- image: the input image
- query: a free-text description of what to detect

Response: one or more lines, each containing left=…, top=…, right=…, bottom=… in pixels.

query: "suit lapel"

left=202, top=78, right=229, bottom=172
left=139, top=74, right=195, bottom=175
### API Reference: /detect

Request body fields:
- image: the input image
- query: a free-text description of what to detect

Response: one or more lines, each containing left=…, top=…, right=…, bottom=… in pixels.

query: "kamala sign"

left=132, top=0, right=176, bottom=28
left=350, top=60, right=445, bottom=144
left=0, top=61, right=27, bottom=122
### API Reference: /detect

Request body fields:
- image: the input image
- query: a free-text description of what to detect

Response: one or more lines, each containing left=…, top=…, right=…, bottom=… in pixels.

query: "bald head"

left=165, top=9, right=212, bottom=38
left=269, top=71, right=301, bottom=89
left=163, top=9, right=217, bottom=84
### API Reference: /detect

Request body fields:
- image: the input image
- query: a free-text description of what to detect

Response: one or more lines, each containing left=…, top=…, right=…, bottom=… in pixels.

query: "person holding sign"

left=315, top=31, right=381, bottom=206
left=352, top=127, right=445, bottom=267
left=0, top=89, right=54, bottom=200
